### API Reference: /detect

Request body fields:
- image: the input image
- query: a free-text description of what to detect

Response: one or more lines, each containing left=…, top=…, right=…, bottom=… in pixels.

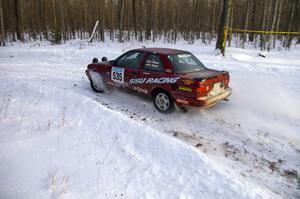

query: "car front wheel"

left=153, top=91, right=174, bottom=113
left=89, top=71, right=105, bottom=93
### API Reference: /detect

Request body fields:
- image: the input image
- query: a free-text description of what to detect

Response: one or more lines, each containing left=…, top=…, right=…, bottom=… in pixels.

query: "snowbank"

left=0, top=73, right=269, bottom=199
left=1, top=40, right=299, bottom=198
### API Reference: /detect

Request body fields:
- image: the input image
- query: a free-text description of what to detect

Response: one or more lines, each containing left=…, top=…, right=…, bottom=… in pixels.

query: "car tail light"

left=224, top=79, right=229, bottom=87
left=196, top=86, right=209, bottom=92
left=197, top=81, right=211, bottom=93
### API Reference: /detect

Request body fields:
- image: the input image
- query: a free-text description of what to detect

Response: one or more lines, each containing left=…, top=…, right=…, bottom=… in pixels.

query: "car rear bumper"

left=198, top=88, right=232, bottom=108
left=175, top=88, right=232, bottom=108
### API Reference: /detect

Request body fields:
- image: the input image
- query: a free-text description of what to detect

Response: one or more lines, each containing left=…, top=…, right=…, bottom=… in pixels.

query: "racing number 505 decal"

left=111, top=67, right=125, bottom=84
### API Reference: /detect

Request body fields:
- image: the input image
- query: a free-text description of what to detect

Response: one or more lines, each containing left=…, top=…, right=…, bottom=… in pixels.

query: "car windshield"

left=168, top=53, right=207, bottom=73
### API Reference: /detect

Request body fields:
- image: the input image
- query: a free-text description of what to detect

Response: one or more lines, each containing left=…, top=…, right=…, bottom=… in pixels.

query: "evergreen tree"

left=50, top=29, right=62, bottom=44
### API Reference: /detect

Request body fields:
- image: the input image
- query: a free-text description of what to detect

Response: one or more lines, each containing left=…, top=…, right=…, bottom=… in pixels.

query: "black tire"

left=89, top=71, right=105, bottom=93
left=153, top=91, right=175, bottom=113
left=90, top=81, right=104, bottom=93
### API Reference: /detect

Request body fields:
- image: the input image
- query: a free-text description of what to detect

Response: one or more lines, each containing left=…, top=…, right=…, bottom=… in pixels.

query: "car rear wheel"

left=89, top=71, right=105, bottom=93
left=153, top=91, right=174, bottom=113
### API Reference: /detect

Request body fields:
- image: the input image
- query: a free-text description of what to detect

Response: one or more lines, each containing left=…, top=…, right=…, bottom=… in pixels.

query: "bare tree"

left=0, top=0, right=5, bottom=46
left=273, top=0, right=283, bottom=48
left=284, top=0, right=299, bottom=49
left=267, top=0, right=280, bottom=51
left=242, top=0, right=251, bottom=48
left=0, top=0, right=298, bottom=50
left=216, top=0, right=233, bottom=55
left=14, top=0, right=24, bottom=42
left=260, top=1, right=268, bottom=50
left=117, top=0, right=124, bottom=42
left=132, top=0, right=137, bottom=39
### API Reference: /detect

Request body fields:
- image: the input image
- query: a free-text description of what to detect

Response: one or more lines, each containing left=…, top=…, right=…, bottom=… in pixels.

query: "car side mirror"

left=101, top=57, right=108, bottom=61
left=92, top=58, right=98, bottom=63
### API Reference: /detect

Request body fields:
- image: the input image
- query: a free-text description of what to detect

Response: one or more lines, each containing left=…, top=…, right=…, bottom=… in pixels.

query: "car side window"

left=116, top=51, right=144, bottom=69
left=144, top=54, right=164, bottom=72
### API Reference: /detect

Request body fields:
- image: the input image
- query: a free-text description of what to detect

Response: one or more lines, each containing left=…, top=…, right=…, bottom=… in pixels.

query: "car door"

left=111, top=51, right=145, bottom=88
left=136, top=53, right=167, bottom=94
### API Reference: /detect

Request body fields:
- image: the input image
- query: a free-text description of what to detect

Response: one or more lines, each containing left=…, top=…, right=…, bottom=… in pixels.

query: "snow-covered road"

left=0, top=40, right=299, bottom=198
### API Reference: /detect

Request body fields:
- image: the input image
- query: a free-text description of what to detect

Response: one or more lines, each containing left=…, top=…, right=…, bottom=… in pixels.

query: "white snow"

left=0, top=39, right=299, bottom=199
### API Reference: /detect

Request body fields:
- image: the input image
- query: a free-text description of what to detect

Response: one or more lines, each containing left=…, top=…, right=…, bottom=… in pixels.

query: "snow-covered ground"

left=0, top=40, right=299, bottom=199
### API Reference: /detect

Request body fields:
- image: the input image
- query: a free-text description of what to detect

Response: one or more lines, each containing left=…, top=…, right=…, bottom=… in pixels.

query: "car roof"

left=134, top=47, right=190, bottom=55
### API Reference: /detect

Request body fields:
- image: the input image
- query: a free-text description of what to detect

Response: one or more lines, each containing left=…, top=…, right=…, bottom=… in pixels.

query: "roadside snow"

left=0, top=68, right=267, bottom=199
left=0, top=40, right=299, bottom=198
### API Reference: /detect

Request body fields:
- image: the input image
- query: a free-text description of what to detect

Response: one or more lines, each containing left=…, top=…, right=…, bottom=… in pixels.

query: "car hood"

left=180, top=69, right=227, bottom=80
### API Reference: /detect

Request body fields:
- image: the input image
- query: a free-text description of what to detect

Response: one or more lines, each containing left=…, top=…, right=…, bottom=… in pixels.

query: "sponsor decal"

left=111, top=67, right=125, bottom=84
left=182, top=79, right=194, bottom=85
left=178, top=86, right=192, bottom=92
left=129, top=78, right=147, bottom=84
left=176, top=99, right=189, bottom=105
left=129, top=77, right=180, bottom=84
left=132, top=86, right=148, bottom=94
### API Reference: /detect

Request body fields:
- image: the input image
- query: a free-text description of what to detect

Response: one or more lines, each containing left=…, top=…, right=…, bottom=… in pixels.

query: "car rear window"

left=168, top=53, right=206, bottom=73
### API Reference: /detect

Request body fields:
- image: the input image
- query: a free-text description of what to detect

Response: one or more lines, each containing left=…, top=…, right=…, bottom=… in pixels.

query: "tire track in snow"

left=86, top=89, right=300, bottom=199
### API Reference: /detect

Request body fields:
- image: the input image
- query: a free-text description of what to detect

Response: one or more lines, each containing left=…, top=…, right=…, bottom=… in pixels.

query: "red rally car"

left=86, top=48, right=232, bottom=113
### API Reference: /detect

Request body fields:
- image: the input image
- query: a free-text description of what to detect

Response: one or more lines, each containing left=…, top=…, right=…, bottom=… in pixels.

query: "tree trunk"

left=58, top=0, right=66, bottom=42
left=0, top=0, right=4, bottom=46
left=40, top=0, right=48, bottom=40
left=265, top=0, right=274, bottom=51
left=117, top=0, right=124, bottom=42
left=242, top=1, right=251, bottom=48
left=145, top=0, right=152, bottom=40
left=260, top=1, right=268, bottom=50
left=249, top=0, right=257, bottom=42
left=209, top=0, right=217, bottom=43
left=216, top=0, right=232, bottom=56
left=267, top=0, right=279, bottom=51
left=273, top=0, right=283, bottom=48
left=14, top=0, right=24, bottom=42
left=132, top=0, right=137, bottom=39
left=52, top=0, right=57, bottom=30
left=285, top=0, right=299, bottom=49
left=228, top=1, right=234, bottom=47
